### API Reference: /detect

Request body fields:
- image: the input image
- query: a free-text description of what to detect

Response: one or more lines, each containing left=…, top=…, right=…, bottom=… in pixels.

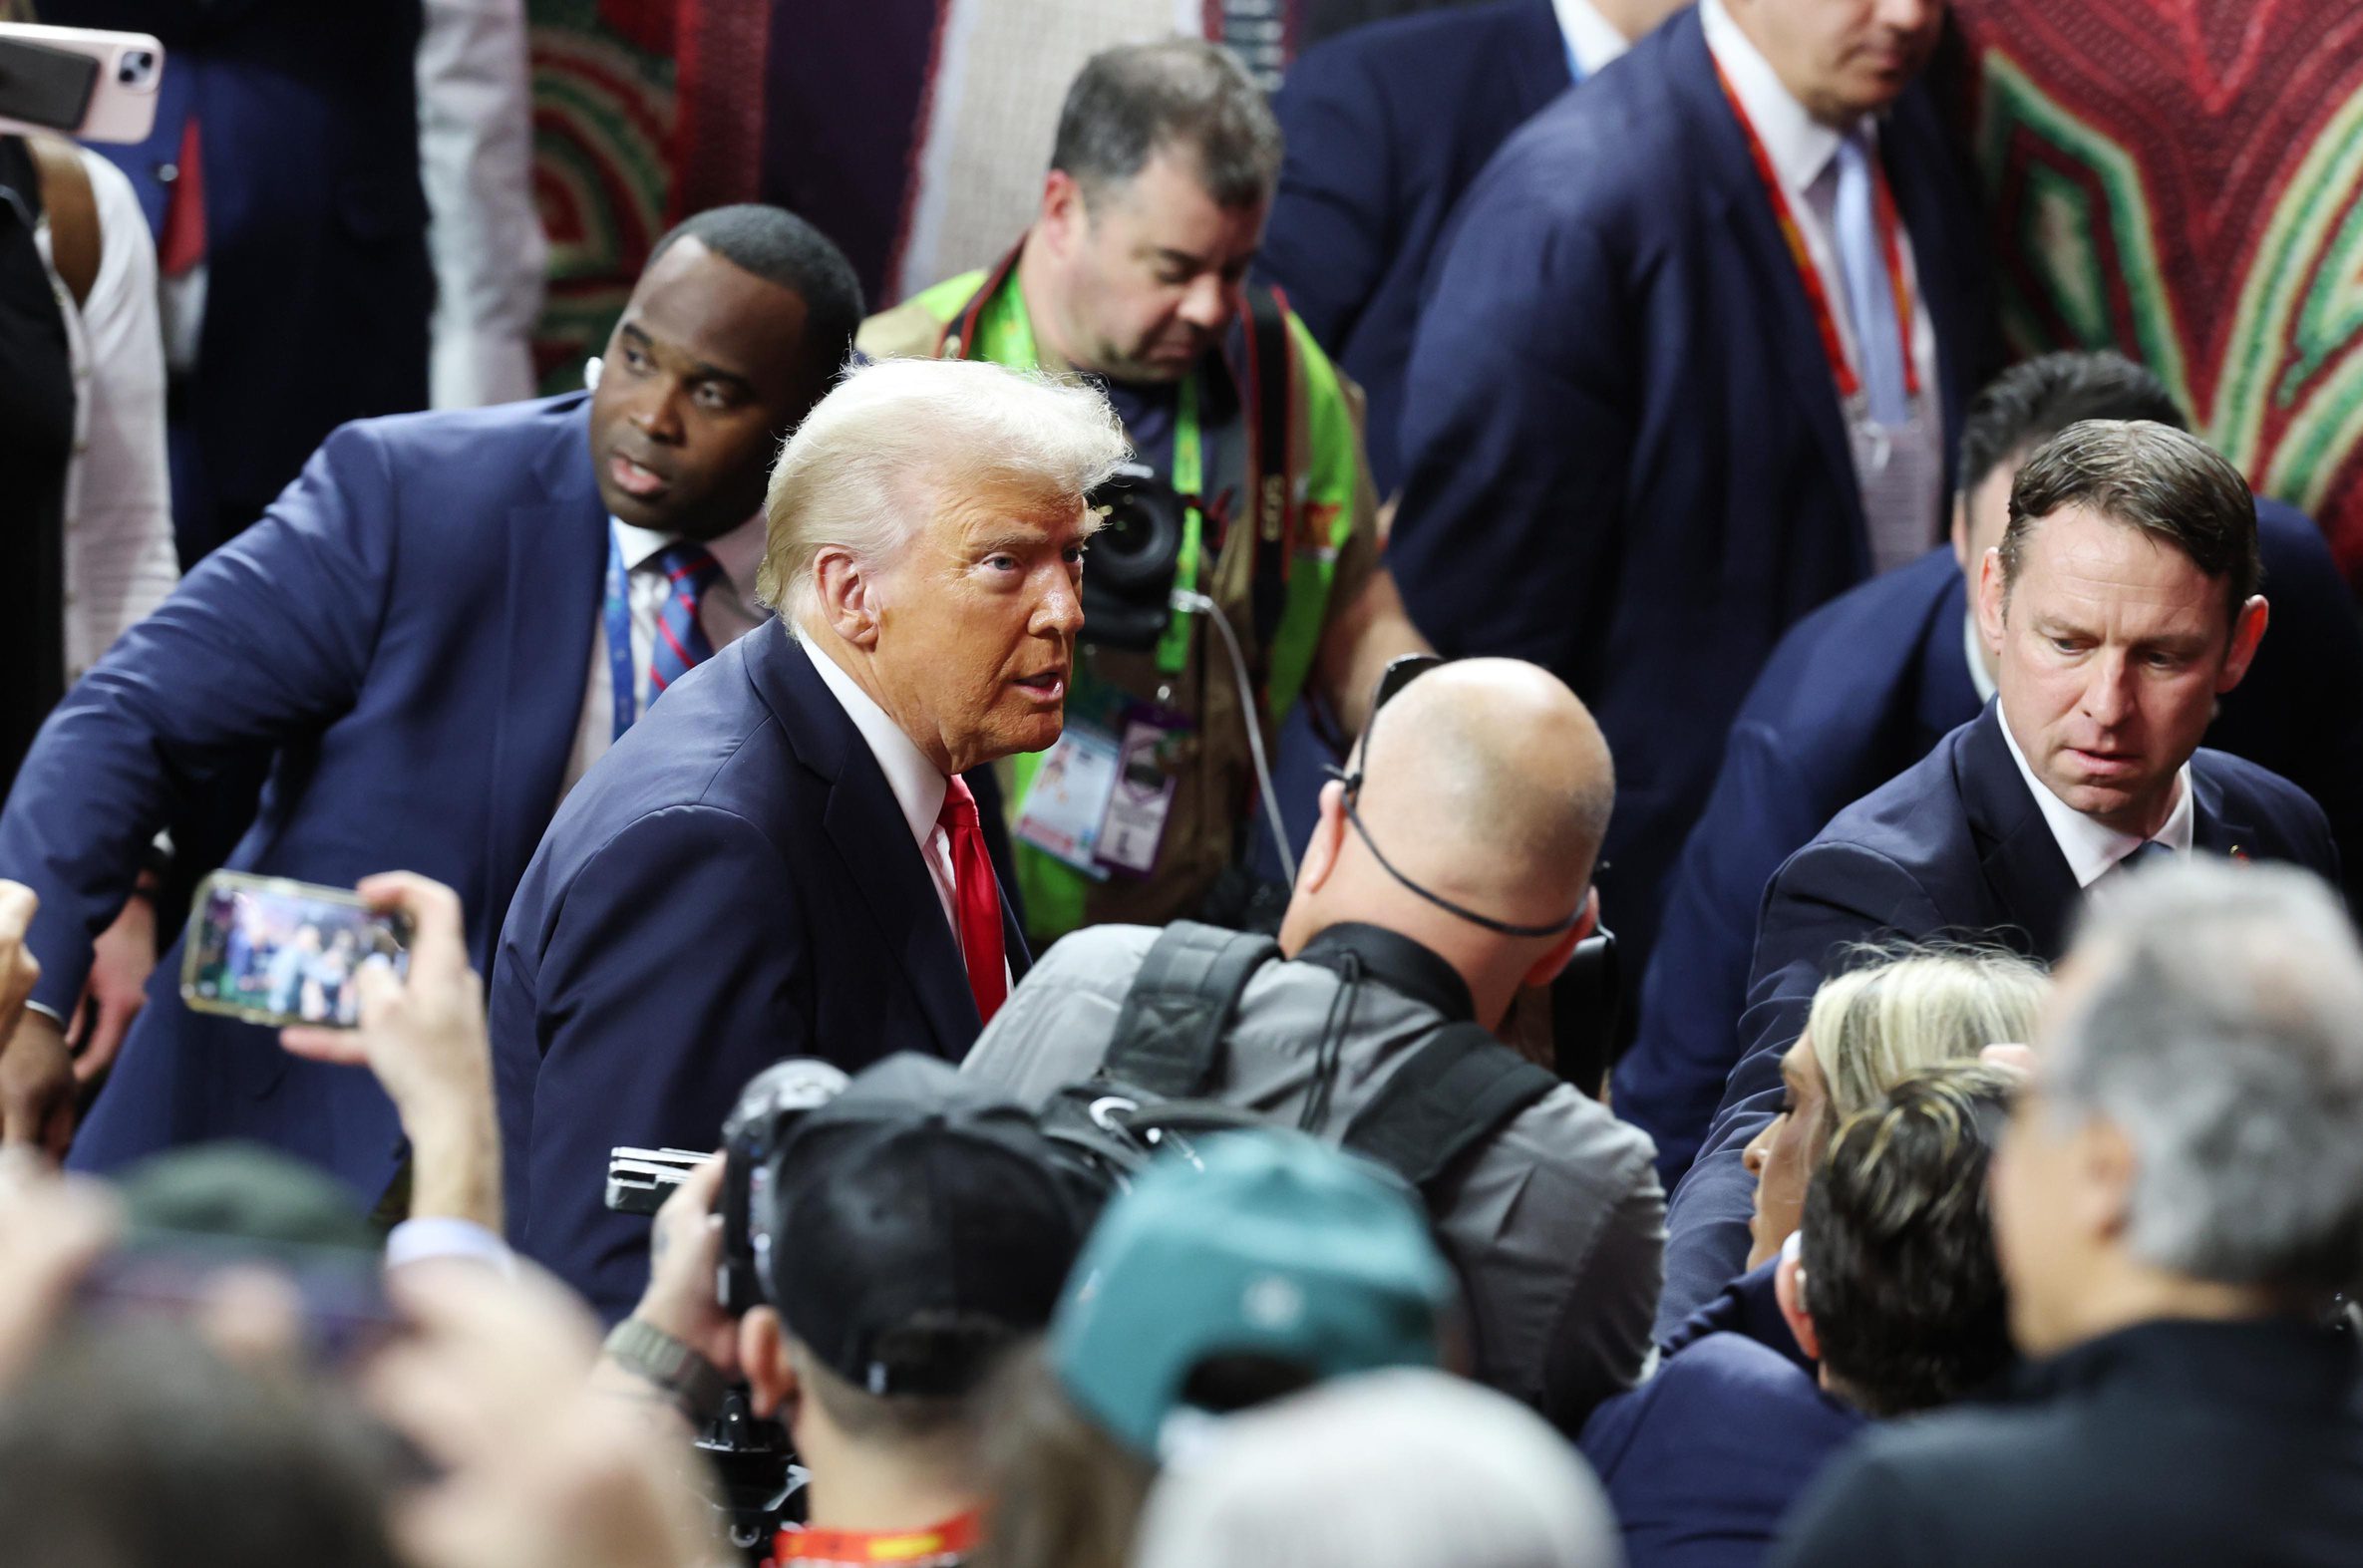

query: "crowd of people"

left=3, top=2, right=2363, bottom=1565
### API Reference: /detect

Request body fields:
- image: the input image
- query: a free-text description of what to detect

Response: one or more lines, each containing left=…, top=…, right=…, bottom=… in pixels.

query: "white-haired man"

left=1775, top=856, right=2363, bottom=1566
left=491, top=357, right=1128, bottom=1315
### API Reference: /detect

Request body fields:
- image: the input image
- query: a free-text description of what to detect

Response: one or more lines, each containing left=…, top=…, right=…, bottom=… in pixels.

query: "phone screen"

left=0, top=37, right=99, bottom=131
left=182, top=875, right=410, bottom=1030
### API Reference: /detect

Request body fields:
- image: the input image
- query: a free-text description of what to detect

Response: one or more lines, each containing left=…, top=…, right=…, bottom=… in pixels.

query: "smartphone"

left=181, top=871, right=411, bottom=1031
left=0, top=23, right=165, bottom=145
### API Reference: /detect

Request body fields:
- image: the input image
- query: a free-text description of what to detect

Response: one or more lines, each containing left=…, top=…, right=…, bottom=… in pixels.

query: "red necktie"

left=937, top=777, right=1008, bottom=1025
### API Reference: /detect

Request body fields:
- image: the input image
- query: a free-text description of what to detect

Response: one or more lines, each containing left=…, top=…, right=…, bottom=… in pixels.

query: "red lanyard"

left=773, top=1510, right=985, bottom=1567
left=1714, top=60, right=1919, bottom=403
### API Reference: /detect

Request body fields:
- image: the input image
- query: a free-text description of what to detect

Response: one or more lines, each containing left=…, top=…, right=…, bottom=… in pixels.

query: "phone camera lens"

left=118, top=51, right=159, bottom=87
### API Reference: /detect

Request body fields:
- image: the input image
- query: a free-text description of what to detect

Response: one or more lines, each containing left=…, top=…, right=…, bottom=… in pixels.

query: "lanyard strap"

left=774, top=1509, right=985, bottom=1566
left=602, top=525, right=639, bottom=742
left=1713, top=61, right=1918, bottom=403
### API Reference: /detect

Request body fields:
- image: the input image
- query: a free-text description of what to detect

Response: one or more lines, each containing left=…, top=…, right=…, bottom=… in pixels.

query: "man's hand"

left=0, top=882, right=70, bottom=1160
left=74, top=891, right=157, bottom=1085
left=631, top=1154, right=737, bottom=1374
left=282, top=872, right=497, bottom=1228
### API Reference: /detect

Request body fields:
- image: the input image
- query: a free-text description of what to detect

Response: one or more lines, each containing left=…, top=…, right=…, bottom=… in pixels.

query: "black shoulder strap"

left=1342, top=1024, right=1559, bottom=1191
left=1240, top=283, right=1296, bottom=677
left=1100, top=921, right=1279, bottom=1098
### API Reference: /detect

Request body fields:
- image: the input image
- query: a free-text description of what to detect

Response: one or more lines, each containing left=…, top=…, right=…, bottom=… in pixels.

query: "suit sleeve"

left=1620, top=720, right=1828, bottom=1182
left=1388, top=157, right=1633, bottom=677
left=1257, top=42, right=1394, bottom=357
left=1540, top=1161, right=1666, bottom=1428
left=507, top=804, right=813, bottom=1319
left=0, top=422, right=399, bottom=1011
left=1767, top=1445, right=1940, bottom=1568
left=1656, top=839, right=1941, bottom=1336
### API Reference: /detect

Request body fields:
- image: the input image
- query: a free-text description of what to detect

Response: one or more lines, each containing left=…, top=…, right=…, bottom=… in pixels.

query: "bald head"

left=1352, top=660, right=1613, bottom=922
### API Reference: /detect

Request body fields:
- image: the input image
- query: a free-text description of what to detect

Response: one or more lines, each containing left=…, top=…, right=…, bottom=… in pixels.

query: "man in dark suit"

left=1388, top=0, right=1994, bottom=1001
left=42, top=0, right=435, bottom=567
left=1660, top=420, right=2341, bottom=1332
left=1257, top=0, right=1688, bottom=493
left=491, top=358, right=1128, bottom=1314
left=1776, top=858, right=2363, bottom=1567
left=0, top=207, right=858, bottom=1192
left=1623, top=353, right=2363, bottom=1183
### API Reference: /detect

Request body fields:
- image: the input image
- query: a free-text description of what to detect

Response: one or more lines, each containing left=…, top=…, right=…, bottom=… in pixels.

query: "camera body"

left=716, top=1059, right=851, bottom=1317
left=1081, top=462, right=1188, bottom=650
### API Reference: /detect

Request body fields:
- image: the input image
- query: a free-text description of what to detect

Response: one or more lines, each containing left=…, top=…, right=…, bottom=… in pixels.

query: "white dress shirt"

left=1699, top=0, right=1943, bottom=574
left=37, top=148, right=179, bottom=684
left=1997, top=704, right=2194, bottom=887
left=560, top=512, right=770, bottom=795
left=1553, top=0, right=1634, bottom=78
left=417, top=0, right=547, bottom=408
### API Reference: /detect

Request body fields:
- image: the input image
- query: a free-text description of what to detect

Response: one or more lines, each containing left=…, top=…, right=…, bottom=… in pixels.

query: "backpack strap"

left=1342, top=1024, right=1559, bottom=1191
left=1100, top=921, right=1279, bottom=1098
left=27, top=137, right=99, bottom=310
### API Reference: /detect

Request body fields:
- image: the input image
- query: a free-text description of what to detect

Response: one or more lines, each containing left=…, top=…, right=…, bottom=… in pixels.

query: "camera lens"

left=118, top=51, right=159, bottom=87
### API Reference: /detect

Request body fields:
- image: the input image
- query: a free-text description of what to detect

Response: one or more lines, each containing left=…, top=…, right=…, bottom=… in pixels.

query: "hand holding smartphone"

left=0, top=24, right=165, bottom=145
left=181, top=872, right=412, bottom=1032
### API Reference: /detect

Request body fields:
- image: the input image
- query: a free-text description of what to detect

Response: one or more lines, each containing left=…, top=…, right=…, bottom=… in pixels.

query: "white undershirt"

left=560, top=511, right=769, bottom=797
left=1552, top=0, right=1633, bottom=78
left=1996, top=701, right=2194, bottom=887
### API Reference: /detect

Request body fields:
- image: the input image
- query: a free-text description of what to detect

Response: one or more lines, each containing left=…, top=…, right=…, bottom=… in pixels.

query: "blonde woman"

left=1740, top=944, right=2048, bottom=1272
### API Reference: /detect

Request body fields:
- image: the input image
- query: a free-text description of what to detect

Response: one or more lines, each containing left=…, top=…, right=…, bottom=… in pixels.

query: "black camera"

left=717, top=1058, right=851, bottom=1316
left=1082, top=462, right=1188, bottom=650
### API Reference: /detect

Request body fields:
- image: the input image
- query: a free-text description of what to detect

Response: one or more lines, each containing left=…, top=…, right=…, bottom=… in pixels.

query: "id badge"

left=1095, top=706, right=1188, bottom=877
left=1013, top=722, right=1122, bottom=879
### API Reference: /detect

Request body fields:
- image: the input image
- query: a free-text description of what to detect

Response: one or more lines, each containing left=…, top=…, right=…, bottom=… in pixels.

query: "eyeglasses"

left=1327, top=654, right=1598, bottom=940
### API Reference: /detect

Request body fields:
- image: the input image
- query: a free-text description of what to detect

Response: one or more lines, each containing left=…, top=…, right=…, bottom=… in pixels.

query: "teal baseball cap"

left=1048, top=1130, right=1454, bottom=1456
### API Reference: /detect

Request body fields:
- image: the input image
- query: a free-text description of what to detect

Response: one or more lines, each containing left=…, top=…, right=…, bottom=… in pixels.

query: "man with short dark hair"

left=861, top=38, right=1431, bottom=946
left=0, top=206, right=857, bottom=1196
left=599, top=1056, right=1095, bottom=1568
left=1659, top=419, right=2341, bottom=1329
left=1622, top=351, right=2363, bottom=1186
left=1775, top=859, right=2363, bottom=1566
left=1581, top=1061, right=2016, bottom=1568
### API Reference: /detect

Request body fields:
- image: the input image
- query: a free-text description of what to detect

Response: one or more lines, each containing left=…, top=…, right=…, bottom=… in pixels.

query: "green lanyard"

left=966, top=273, right=1203, bottom=679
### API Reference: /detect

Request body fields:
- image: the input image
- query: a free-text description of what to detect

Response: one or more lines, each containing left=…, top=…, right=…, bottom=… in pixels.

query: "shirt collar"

left=1552, top=0, right=1632, bottom=79
left=1996, top=702, right=2194, bottom=887
left=1293, top=922, right=1478, bottom=1024
left=1700, top=0, right=1851, bottom=194
left=796, top=633, right=948, bottom=852
left=610, top=509, right=769, bottom=606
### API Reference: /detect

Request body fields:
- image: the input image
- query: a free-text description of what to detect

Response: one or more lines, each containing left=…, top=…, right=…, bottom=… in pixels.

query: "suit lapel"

left=484, top=399, right=607, bottom=939
left=1958, top=704, right=2083, bottom=959
left=2190, top=761, right=2258, bottom=860
left=748, top=627, right=987, bottom=1057
left=1665, top=12, right=1866, bottom=565
left=1882, top=88, right=1977, bottom=483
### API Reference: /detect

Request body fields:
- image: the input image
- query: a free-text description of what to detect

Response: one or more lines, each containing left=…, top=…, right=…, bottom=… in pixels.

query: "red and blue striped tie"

left=649, top=543, right=724, bottom=700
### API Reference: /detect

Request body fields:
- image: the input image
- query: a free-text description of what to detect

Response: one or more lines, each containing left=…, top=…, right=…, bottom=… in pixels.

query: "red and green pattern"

left=1959, top=0, right=2363, bottom=577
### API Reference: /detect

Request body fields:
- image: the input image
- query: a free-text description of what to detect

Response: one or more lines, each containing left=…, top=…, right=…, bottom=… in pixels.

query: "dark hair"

left=646, top=203, right=865, bottom=381
left=1050, top=40, right=1282, bottom=209
left=1957, top=350, right=2187, bottom=501
left=0, top=1325, right=403, bottom=1568
left=2000, top=419, right=2262, bottom=627
left=1801, top=1063, right=2017, bottom=1417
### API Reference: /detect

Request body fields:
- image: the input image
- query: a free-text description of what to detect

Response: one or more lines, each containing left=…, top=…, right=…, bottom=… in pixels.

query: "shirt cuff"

left=385, top=1215, right=516, bottom=1276
left=22, top=1000, right=64, bottom=1026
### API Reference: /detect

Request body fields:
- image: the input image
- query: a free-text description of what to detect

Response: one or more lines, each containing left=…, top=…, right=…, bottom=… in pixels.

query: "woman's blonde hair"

left=1803, top=943, right=2050, bottom=1136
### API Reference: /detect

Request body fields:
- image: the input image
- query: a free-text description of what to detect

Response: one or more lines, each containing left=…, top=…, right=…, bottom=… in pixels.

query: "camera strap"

left=777, top=1508, right=984, bottom=1567
left=1101, top=920, right=1278, bottom=1098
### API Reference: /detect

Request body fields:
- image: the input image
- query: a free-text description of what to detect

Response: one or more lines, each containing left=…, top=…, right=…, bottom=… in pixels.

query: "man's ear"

left=738, top=1307, right=797, bottom=1420
left=812, top=547, right=880, bottom=650
left=1296, top=779, right=1351, bottom=896
left=1974, top=546, right=2009, bottom=663
left=1775, top=1245, right=1824, bottom=1364
left=1037, top=169, right=1086, bottom=254
left=2216, top=595, right=2269, bottom=695
left=2075, top=1115, right=2139, bottom=1245
left=1522, top=885, right=1599, bottom=990
left=1949, top=493, right=1971, bottom=575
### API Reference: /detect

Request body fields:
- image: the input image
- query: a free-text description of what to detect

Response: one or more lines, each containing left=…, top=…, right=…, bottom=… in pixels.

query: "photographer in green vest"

left=861, top=39, right=1429, bottom=946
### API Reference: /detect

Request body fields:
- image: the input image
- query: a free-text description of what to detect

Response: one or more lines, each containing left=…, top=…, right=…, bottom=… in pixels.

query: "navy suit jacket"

left=44, top=0, right=432, bottom=561
left=0, top=395, right=609, bottom=1199
left=1388, top=6, right=1995, bottom=988
left=1580, top=1261, right=1864, bottom=1568
left=491, top=621, right=1030, bottom=1317
left=1657, top=704, right=2341, bottom=1334
left=1257, top=0, right=1572, bottom=493
left=1622, top=500, right=2363, bottom=1183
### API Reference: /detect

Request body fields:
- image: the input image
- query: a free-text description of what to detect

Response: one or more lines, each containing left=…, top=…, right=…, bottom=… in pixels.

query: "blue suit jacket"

left=43, top=0, right=432, bottom=561
left=1257, top=0, right=1572, bottom=493
left=491, top=621, right=1031, bottom=1316
left=0, top=395, right=609, bottom=1198
left=1622, top=501, right=2363, bottom=1183
left=1581, top=1261, right=1864, bottom=1568
left=1387, top=6, right=1995, bottom=990
left=1657, top=703, right=2341, bottom=1334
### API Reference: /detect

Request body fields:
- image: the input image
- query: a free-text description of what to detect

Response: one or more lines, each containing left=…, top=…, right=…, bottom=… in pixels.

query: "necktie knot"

left=645, top=543, right=725, bottom=699
left=652, top=542, right=724, bottom=598
left=938, top=774, right=980, bottom=836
